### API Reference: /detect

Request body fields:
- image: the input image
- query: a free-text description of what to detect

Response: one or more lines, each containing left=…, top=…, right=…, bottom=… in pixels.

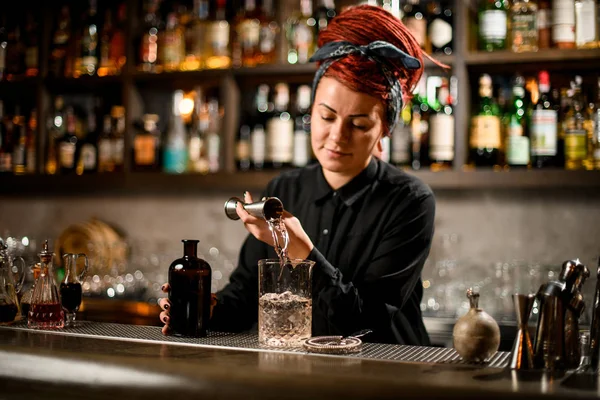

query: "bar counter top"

left=1, top=322, right=599, bottom=400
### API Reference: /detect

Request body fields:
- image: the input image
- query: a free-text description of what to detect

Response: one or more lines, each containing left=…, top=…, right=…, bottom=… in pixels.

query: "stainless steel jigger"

left=224, top=196, right=284, bottom=221
left=509, top=293, right=536, bottom=370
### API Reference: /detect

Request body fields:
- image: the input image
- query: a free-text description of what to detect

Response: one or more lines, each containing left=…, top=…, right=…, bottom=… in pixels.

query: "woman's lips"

left=325, top=148, right=351, bottom=159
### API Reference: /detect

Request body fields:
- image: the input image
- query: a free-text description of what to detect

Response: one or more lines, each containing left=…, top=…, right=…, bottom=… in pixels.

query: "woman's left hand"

left=236, top=192, right=314, bottom=260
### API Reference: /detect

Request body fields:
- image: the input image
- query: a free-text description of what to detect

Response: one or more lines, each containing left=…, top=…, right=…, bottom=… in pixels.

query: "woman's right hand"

left=158, top=284, right=218, bottom=335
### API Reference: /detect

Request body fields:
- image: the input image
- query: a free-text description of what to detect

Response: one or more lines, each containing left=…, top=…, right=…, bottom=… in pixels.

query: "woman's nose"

left=328, top=121, right=347, bottom=143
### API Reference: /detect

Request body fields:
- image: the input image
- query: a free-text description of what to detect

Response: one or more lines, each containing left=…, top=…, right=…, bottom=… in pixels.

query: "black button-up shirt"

left=211, top=158, right=435, bottom=345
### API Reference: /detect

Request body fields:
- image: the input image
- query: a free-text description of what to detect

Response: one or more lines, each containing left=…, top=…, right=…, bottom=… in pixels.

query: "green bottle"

left=478, top=0, right=509, bottom=51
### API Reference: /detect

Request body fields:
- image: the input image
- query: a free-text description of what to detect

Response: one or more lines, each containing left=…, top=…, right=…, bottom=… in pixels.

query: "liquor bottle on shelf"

left=111, top=106, right=126, bottom=172
left=0, top=17, right=7, bottom=81
left=315, top=0, right=337, bottom=37
left=574, top=0, right=599, bottom=49
left=0, top=102, right=12, bottom=174
left=233, top=0, right=264, bottom=68
left=510, top=0, right=538, bottom=52
left=190, top=96, right=210, bottom=174
left=530, top=71, right=558, bottom=168
left=470, top=74, right=502, bottom=167
left=98, top=115, right=113, bottom=172
left=12, top=108, right=27, bottom=175
left=98, top=9, right=114, bottom=77
left=564, top=76, right=589, bottom=170
left=552, top=0, right=576, bottom=49
left=410, top=75, right=429, bottom=170
left=25, top=110, right=36, bottom=174
left=267, top=83, right=294, bottom=169
left=237, top=124, right=251, bottom=171
left=183, top=0, right=210, bottom=71
left=429, top=77, right=454, bottom=171
left=5, top=23, right=25, bottom=80
left=80, top=0, right=99, bottom=76
left=161, top=12, right=185, bottom=72
left=164, top=91, right=188, bottom=174
left=505, top=74, right=530, bottom=168
left=428, top=0, right=453, bottom=55
left=251, top=124, right=266, bottom=170
left=285, top=0, right=316, bottom=64
left=593, top=78, right=600, bottom=169
left=478, top=0, right=509, bottom=51
left=139, top=0, right=162, bottom=73
left=79, top=111, right=98, bottom=174
left=537, top=0, right=551, bottom=49
left=65, top=9, right=81, bottom=78
left=404, top=0, right=427, bottom=49
left=205, top=0, right=231, bottom=69
left=58, top=107, right=78, bottom=175
left=391, top=104, right=412, bottom=169
left=49, top=6, right=70, bottom=78
left=24, top=13, right=39, bottom=77
left=133, top=114, right=161, bottom=172
left=206, top=98, right=222, bottom=173
left=293, top=85, right=312, bottom=168
left=111, top=3, right=127, bottom=74
left=258, top=0, right=279, bottom=65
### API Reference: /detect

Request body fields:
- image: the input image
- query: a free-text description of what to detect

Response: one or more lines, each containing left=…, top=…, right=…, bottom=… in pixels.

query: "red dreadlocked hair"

left=318, top=5, right=446, bottom=133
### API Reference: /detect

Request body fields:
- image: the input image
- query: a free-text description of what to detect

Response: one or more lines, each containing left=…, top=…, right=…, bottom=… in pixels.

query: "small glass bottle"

left=20, top=264, right=41, bottom=320
left=510, top=0, right=538, bottom=52
left=169, top=240, right=212, bottom=337
left=28, top=240, right=65, bottom=329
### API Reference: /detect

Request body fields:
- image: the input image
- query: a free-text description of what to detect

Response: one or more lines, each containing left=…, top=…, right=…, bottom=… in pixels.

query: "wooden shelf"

left=465, top=49, right=600, bottom=66
left=44, top=75, right=124, bottom=92
left=2, top=169, right=599, bottom=196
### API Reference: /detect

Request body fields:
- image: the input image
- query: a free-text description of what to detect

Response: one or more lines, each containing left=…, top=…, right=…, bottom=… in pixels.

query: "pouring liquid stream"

left=266, top=217, right=290, bottom=280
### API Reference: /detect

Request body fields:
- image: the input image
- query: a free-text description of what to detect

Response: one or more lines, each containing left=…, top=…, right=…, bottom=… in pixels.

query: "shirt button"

left=323, top=229, right=329, bottom=235
left=332, top=192, right=337, bottom=197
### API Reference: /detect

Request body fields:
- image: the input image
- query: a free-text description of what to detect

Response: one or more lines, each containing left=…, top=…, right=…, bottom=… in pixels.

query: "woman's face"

left=311, top=77, right=385, bottom=186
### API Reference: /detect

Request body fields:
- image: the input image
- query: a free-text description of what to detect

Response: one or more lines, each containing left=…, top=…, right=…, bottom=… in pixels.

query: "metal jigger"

left=509, top=294, right=536, bottom=370
left=224, top=196, right=284, bottom=221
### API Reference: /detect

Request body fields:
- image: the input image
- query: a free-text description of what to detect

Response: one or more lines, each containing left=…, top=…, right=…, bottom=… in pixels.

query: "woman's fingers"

left=161, top=283, right=170, bottom=293
left=161, top=324, right=171, bottom=335
left=158, top=298, right=171, bottom=311
left=159, top=310, right=170, bottom=324
left=244, top=191, right=254, bottom=203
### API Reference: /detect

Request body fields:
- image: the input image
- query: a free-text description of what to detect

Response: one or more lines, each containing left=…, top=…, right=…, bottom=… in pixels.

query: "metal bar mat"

left=1, top=321, right=509, bottom=368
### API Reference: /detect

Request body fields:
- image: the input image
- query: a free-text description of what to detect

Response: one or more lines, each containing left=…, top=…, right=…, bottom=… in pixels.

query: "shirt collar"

left=313, top=157, right=379, bottom=206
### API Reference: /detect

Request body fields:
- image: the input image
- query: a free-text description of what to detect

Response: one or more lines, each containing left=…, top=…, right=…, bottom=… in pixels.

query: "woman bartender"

left=159, top=4, right=438, bottom=345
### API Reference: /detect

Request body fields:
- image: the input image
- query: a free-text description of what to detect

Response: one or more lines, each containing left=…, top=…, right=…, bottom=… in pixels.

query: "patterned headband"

left=309, top=40, right=421, bottom=133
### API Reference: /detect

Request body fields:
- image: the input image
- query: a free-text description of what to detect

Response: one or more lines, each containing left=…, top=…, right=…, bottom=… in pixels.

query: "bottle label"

left=480, top=10, right=507, bottom=40
left=25, top=46, right=38, bottom=70
left=13, top=145, right=25, bottom=167
left=236, top=139, right=250, bottom=162
left=81, top=144, right=97, bottom=170
left=538, top=8, right=551, bottom=29
left=293, top=130, right=310, bottom=167
left=429, top=113, right=455, bottom=161
left=134, top=136, right=157, bottom=166
left=209, top=21, right=230, bottom=56
left=260, top=23, right=277, bottom=54
left=112, top=138, right=124, bottom=165
left=506, top=135, right=530, bottom=165
left=0, top=153, right=11, bottom=172
left=162, top=33, right=184, bottom=65
left=98, top=139, right=112, bottom=165
left=59, top=142, right=76, bottom=168
left=267, top=117, right=294, bottom=163
left=239, top=20, right=261, bottom=50
left=565, top=130, right=587, bottom=160
left=251, top=127, right=266, bottom=164
left=575, top=2, right=597, bottom=45
left=531, top=109, right=558, bottom=156
left=207, top=133, right=220, bottom=172
left=470, top=115, right=501, bottom=148
left=553, top=0, right=576, bottom=25
left=553, top=24, right=576, bottom=42
left=594, top=148, right=600, bottom=161
left=26, top=149, right=36, bottom=173
left=391, top=124, right=411, bottom=165
left=293, top=24, right=314, bottom=64
left=429, top=18, right=452, bottom=49
left=163, top=148, right=188, bottom=173
left=405, top=17, right=427, bottom=47
left=511, top=14, right=537, bottom=45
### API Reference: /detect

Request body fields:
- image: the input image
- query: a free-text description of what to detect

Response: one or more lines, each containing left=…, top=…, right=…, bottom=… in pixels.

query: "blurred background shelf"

left=2, top=169, right=600, bottom=196
left=465, top=49, right=600, bottom=66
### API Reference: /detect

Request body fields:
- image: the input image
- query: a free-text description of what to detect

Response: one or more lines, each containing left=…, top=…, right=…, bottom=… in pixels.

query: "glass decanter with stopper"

left=28, top=240, right=65, bottom=329
left=0, top=238, right=26, bottom=325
